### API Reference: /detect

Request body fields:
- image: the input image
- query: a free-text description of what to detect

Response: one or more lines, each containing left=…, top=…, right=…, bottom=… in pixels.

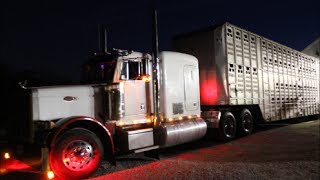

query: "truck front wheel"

left=218, top=111, right=237, bottom=142
left=49, top=128, right=104, bottom=180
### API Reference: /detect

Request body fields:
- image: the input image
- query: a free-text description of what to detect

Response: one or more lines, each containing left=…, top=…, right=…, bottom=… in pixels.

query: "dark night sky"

left=1, top=0, right=319, bottom=84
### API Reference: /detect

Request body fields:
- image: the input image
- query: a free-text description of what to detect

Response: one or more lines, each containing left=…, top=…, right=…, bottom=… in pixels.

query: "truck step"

left=134, top=145, right=159, bottom=153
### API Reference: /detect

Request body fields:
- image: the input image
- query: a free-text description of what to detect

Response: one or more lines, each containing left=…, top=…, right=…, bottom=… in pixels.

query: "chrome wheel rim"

left=224, top=117, right=235, bottom=138
left=62, top=140, right=94, bottom=171
left=242, top=114, right=252, bottom=133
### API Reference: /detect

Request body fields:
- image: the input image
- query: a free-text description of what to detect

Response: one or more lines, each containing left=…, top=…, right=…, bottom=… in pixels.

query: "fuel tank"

left=155, top=118, right=207, bottom=147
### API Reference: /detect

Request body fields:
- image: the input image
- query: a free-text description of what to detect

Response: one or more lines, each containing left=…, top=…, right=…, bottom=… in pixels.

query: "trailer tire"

left=218, top=111, right=237, bottom=142
left=237, top=109, right=253, bottom=136
left=49, top=128, right=104, bottom=180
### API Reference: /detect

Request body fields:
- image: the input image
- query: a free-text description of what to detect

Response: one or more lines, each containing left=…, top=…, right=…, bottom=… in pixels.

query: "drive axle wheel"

left=49, top=128, right=104, bottom=180
left=218, top=111, right=237, bottom=142
left=237, top=109, right=254, bottom=136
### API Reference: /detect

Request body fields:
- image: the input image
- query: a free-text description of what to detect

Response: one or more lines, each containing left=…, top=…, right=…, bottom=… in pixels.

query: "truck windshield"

left=82, top=55, right=117, bottom=84
left=98, top=61, right=117, bottom=82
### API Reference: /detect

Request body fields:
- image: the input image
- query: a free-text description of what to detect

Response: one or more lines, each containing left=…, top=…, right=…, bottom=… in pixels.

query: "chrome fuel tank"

left=155, top=118, right=207, bottom=147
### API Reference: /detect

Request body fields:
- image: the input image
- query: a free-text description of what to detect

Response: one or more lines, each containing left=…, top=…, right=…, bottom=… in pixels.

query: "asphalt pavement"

left=1, top=117, right=319, bottom=180
left=91, top=118, right=320, bottom=180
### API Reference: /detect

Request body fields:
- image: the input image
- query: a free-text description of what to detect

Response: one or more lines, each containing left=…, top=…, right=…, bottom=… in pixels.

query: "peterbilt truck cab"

left=26, top=49, right=207, bottom=179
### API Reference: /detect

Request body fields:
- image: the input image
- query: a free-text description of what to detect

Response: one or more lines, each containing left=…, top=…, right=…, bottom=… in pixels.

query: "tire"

left=49, top=128, right=104, bottom=180
left=237, top=109, right=254, bottom=136
left=218, top=111, right=237, bottom=142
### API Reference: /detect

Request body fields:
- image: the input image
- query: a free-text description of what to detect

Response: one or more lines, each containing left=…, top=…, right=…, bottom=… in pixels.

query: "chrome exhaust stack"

left=151, top=10, right=207, bottom=147
left=152, top=9, right=161, bottom=127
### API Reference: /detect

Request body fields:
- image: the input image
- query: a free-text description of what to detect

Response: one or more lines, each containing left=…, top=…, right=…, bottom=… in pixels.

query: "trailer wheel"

left=218, top=111, right=237, bottom=142
left=49, top=128, right=104, bottom=180
left=238, top=109, right=253, bottom=136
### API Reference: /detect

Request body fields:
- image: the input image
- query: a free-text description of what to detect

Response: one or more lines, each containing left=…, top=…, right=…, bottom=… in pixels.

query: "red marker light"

left=200, top=79, right=218, bottom=105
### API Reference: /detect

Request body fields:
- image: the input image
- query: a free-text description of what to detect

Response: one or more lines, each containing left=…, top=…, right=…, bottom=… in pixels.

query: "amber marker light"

left=0, top=168, right=7, bottom=174
left=188, top=116, right=192, bottom=119
left=4, top=152, right=10, bottom=159
left=197, top=115, right=201, bottom=118
left=47, top=171, right=55, bottom=179
left=138, top=74, right=151, bottom=82
left=179, top=117, right=183, bottom=120
left=168, top=118, right=173, bottom=122
left=118, top=121, right=124, bottom=126
left=142, top=75, right=151, bottom=82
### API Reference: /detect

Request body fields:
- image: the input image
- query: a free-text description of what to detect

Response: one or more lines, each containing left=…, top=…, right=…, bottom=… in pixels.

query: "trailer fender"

left=202, top=111, right=221, bottom=128
left=48, top=116, right=114, bottom=158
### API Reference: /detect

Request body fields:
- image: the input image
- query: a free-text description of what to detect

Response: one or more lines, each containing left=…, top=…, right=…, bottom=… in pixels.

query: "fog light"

left=4, top=152, right=10, bottom=159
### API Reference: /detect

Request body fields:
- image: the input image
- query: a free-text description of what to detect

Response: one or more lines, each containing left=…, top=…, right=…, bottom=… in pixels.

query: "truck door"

left=184, top=65, right=200, bottom=111
left=121, top=60, right=148, bottom=122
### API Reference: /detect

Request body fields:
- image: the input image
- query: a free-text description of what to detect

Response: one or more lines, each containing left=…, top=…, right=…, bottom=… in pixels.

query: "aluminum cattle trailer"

left=173, top=22, right=320, bottom=140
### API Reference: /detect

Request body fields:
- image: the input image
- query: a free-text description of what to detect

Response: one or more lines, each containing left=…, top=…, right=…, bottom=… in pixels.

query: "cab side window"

left=121, top=61, right=141, bottom=80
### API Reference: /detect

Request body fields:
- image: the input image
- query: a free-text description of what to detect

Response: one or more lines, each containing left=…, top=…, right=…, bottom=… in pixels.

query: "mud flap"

left=41, top=147, right=49, bottom=172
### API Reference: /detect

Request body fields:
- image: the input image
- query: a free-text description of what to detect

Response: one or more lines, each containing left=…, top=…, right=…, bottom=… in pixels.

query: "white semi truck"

left=1, top=21, right=319, bottom=179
